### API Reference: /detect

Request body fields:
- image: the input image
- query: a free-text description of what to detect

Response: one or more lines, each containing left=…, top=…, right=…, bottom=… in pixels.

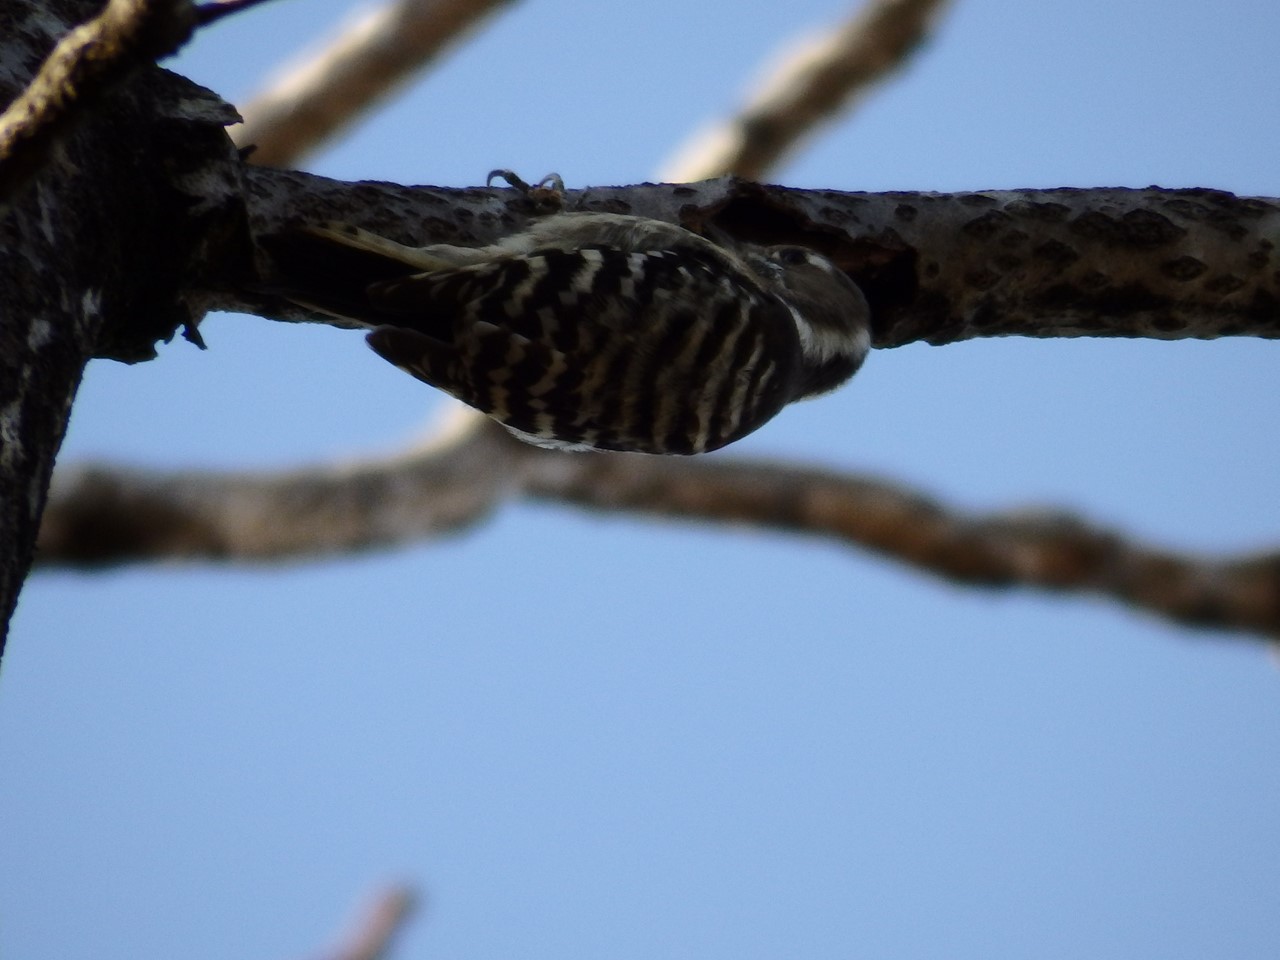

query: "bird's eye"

left=774, top=247, right=809, bottom=266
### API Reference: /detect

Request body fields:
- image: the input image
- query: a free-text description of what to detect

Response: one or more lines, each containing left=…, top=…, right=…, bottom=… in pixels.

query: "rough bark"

left=232, top=170, right=1280, bottom=349
left=0, top=0, right=243, bottom=654
left=0, top=0, right=196, bottom=209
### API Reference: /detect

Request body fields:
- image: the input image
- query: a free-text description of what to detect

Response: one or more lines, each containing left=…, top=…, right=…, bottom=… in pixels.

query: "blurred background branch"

left=37, top=414, right=1280, bottom=642
left=231, top=0, right=516, bottom=166
left=659, top=0, right=954, bottom=180
left=308, top=886, right=418, bottom=960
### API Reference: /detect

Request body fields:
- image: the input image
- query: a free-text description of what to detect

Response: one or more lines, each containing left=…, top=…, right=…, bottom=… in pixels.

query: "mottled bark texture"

left=237, top=174, right=1280, bottom=348
left=0, top=0, right=195, bottom=209
left=0, top=0, right=243, bottom=654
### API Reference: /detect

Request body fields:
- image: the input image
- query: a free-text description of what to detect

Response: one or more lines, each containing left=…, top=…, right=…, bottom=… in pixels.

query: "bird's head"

left=755, top=245, right=872, bottom=398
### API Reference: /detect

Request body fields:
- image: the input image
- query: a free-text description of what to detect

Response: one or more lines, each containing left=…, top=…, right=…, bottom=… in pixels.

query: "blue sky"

left=4, top=0, right=1280, bottom=958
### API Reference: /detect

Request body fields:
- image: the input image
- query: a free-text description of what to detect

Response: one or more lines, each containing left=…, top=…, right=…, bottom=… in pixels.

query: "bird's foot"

left=486, top=169, right=566, bottom=211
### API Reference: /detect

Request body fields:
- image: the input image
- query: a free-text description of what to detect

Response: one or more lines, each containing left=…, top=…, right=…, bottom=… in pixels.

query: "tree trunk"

left=0, top=0, right=242, bottom=654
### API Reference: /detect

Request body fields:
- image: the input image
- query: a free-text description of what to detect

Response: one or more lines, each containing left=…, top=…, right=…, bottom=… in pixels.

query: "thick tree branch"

left=231, top=169, right=1280, bottom=348
left=35, top=415, right=1280, bottom=643
left=231, top=0, right=516, bottom=167
left=660, top=0, right=954, bottom=181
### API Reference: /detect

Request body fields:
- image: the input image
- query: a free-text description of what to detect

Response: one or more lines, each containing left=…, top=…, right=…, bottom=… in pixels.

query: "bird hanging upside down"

left=264, top=186, right=871, bottom=455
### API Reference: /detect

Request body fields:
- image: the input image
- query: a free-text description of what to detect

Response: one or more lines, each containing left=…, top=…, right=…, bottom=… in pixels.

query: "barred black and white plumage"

left=265, top=212, right=871, bottom=455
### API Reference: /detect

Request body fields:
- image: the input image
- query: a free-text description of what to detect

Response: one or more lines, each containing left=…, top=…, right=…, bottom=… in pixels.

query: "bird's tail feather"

left=259, top=224, right=441, bottom=325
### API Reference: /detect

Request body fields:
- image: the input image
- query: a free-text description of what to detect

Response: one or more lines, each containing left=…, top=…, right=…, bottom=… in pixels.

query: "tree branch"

left=520, top=443, right=1280, bottom=642
left=232, top=169, right=1280, bottom=348
left=0, top=0, right=197, bottom=210
left=660, top=0, right=954, bottom=181
left=231, top=0, right=516, bottom=167
left=34, top=414, right=1280, bottom=643
left=36, top=411, right=515, bottom=563
left=309, top=886, right=418, bottom=960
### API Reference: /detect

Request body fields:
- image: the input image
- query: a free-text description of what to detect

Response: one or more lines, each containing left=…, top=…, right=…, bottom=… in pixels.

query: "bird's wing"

left=364, top=246, right=780, bottom=453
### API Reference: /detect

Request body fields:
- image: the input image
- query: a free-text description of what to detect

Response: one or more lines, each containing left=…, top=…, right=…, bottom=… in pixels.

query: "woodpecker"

left=266, top=210, right=871, bottom=455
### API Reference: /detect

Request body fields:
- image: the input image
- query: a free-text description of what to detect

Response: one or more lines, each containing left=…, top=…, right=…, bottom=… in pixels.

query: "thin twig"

left=194, top=0, right=280, bottom=27
left=309, top=886, right=419, bottom=960
left=231, top=0, right=517, bottom=167
left=659, top=0, right=954, bottom=181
